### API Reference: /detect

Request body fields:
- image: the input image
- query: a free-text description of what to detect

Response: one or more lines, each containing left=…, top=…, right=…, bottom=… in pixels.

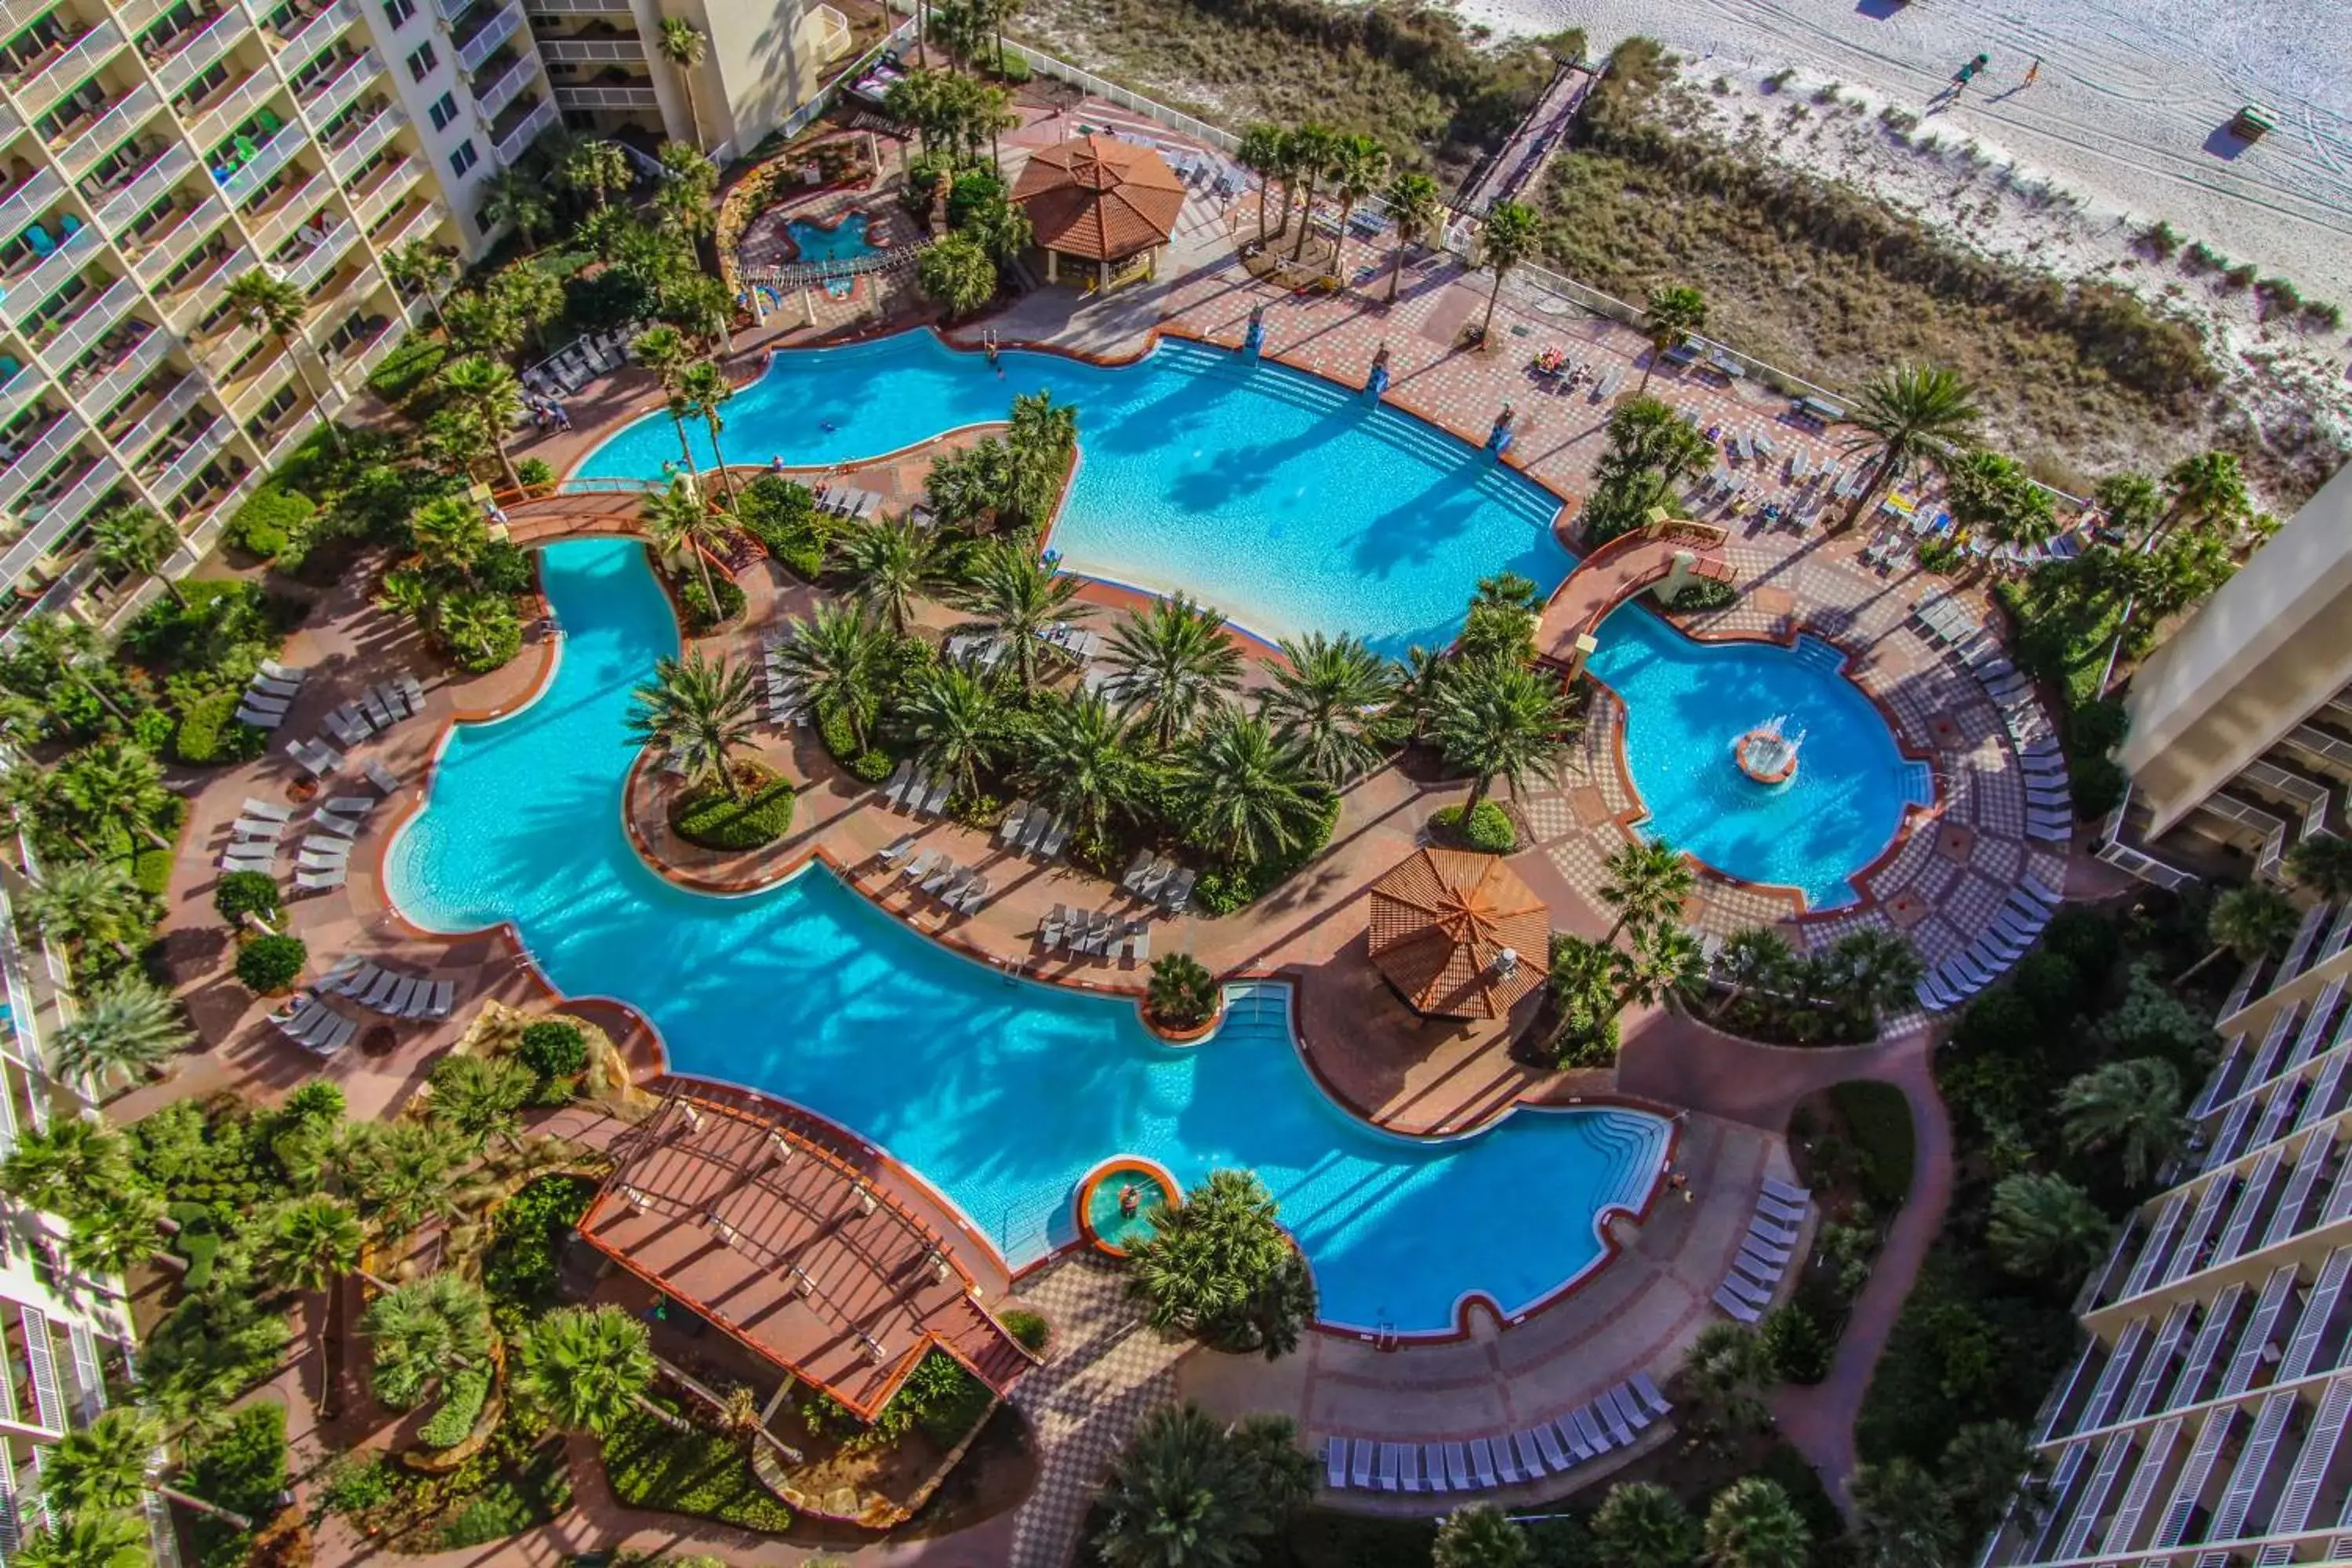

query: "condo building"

left=1979, top=915, right=2352, bottom=1566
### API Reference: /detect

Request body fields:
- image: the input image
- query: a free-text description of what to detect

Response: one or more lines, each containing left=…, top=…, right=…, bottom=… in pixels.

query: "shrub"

left=482, top=1175, right=596, bottom=1319
left=1760, top=1303, right=1833, bottom=1383
left=236, top=933, right=307, bottom=993
left=678, top=574, right=746, bottom=633
left=515, top=458, right=556, bottom=496
left=441, top=594, right=523, bottom=673
left=1145, top=953, right=1220, bottom=1030
left=2071, top=753, right=2127, bottom=820
left=318, top=1454, right=397, bottom=1517
left=133, top=846, right=172, bottom=896
left=367, top=337, right=448, bottom=407
left=992, top=52, right=1031, bottom=84
left=601, top=1399, right=792, bottom=1530
left=1430, top=799, right=1515, bottom=852
left=1668, top=577, right=1739, bottom=610
left=230, top=487, right=317, bottom=560
left=173, top=691, right=269, bottom=765
left=1000, top=1308, right=1049, bottom=1352
left=517, top=1020, right=588, bottom=1080
left=816, top=702, right=894, bottom=783
left=215, top=870, right=283, bottom=926
left=476, top=540, right=535, bottom=595
left=2136, top=220, right=2182, bottom=260
left=419, top=1367, right=492, bottom=1449
left=186, top=1402, right=288, bottom=1568
left=1192, top=795, right=1341, bottom=915
left=1828, top=1079, right=1916, bottom=1207
left=673, top=767, right=795, bottom=849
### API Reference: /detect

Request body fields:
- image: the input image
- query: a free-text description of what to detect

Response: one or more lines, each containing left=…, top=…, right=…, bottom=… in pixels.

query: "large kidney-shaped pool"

left=389, top=539, right=1668, bottom=1333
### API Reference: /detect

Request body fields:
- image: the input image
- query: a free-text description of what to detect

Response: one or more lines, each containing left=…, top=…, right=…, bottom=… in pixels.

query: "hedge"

left=817, top=702, right=894, bottom=783
left=1828, top=1079, right=1917, bottom=1208
left=229, top=486, right=317, bottom=560
left=601, top=1399, right=792, bottom=1531
left=133, top=846, right=172, bottom=896
left=418, top=1367, right=491, bottom=1450
left=186, top=1403, right=287, bottom=1568
left=679, top=574, right=746, bottom=633
left=673, top=767, right=795, bottom=850
left=236, top=933, right=307, bottom=993
left=173, top=690, right=269, bottom=765
left=517, top=1020, right=588, bottom=1079
left=1430, top=799, right=1514, bottom=852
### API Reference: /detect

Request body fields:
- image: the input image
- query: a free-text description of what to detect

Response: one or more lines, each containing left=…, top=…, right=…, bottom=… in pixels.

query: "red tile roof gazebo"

left=1365, top=848, right=1550, bottom=1020
left=1011, top=133, right=1185, bottom=288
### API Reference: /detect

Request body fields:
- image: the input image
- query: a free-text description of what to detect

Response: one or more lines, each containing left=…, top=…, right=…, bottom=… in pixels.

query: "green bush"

left=1828, top=1079, right=1915, bottom=1207
left=992, top=51, right=1032, bottom=83
left=185, top=1402, right=287, bottom=1568
left=176, top=1225, right=222, bottom=1291
left=235, top=933, right=307, bottom=993
left=601, top=1399, right=792, bottom=1530
left=172, top=690, right=268, bottom=765
left=1760, top=1303, right=1833, bottom=1383
left=482, top=1175, right=597, bottom=1319
left=1192, top=795, right=1341, bottom=915
left=477, top=540, right=535, bottom=595
left=1668, top=577, right=1739, bottom=610
left=132, top=846, right=172, bottom=896
left=1000, top=1308, right=1049, bottom=1352
left=319, top=1453, right=397, bottom=1517
left=517, top=1020, right=588, bottom=1080
left=419, top=1367, right=492, bottom=1449
left=678, top=574, right=746, bottom=633
left=673, top=768, right=795, bottom=850
left=367, top=337, right=448, bottom=407
left=441, top=594, right=523, bottom=673
left=515, top=458, right=556, bottom=495
left=817, top=701, right=894, bottom=783
left=2072, top=753, right=2126, bottom=821
left=736, top=477, right=822, bottom=578
left=1430, top=799, right=1515, bottom=852
left=215, top=870, right=283, bottom=926
left=229, top=486, right=317, bottom=560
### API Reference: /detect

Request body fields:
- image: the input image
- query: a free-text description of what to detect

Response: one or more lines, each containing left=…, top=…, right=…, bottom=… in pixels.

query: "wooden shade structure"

left=1010, top=134, right=1185, bottom=287
left=1366, top=848, right=1549, bottom=1019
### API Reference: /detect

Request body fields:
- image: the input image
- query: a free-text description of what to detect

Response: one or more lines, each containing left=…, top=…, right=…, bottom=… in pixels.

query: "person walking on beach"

left=2024, top=56, right=2042, bottom=88
left=1951, top=53, right=1990, bottom=96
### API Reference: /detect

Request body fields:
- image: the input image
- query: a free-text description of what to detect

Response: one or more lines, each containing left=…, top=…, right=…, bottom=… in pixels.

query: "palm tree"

left=1679, top=1320, right=1773, bottom=1448
left=1105, top=594, right=1243, bottom=750
left=0, top=1118, right=130, bottom=1221
left=1127, top=1169, right=1312, bottom=1358
left=365, top=1272, right=493, bottom=1410
left=480, top=167, right=551, bottom=249
left=1432, top=1504, right=1529, bottom=1568
left=1849, top=1457, right=1960, bottom=1568
left=1022, top=691, right=1138, bottom=843
left=917, top=231, right=998, bottom=318
left=1702, top=1477, right=1811, bottom=1568
left=427, top=1052, right=536, bottom=1153
left=514, top=1304, right=683, bottom=1434
left=1590, top=1482, right=1699, bottom=1568
left=2059, top=1058, right=2186, bottom=1186
left=1382, top=170, right=1442, bottom=303
left=410, top=493, right=488, bottom=583
left=1323, top=132, right=1388, bottom=270
left=658, top=18, right=708, bottom=150
left=1237, top=123, right=1285, bottom=243
left=1093, top=1403, right=1288, bottom=1568
left=65, top=1185, right=165, bottom=1278
left=2286, top=834, right=2352, bottom=900
left=777, top=604, right=886, bottom=750
left=1820, top=926, right=1926, bottom=1024
left=1598, top=838, right=1696, bottom=942
left=1943, top=1421, right=2046, bottom=1542
left=223, top=267, right=340, bottom=452
left=1145, top=953, right=1219, bottom=1030
left=54, top=975, right=190, bottom=1087
left=1639, top=283, right=1707, bottom=394
left=630, top=325, right=698, bottom=473
left=558, top=138, right=631, bottom=210
left=1599, top=924, right=1707, bottom=1029
left=641, top=475, right=727, bottom=612
left=2157, top=450, right=2248, bottom=543
left=12, top=1509, right=147, bottom=1568
left=336, top=1120, right=461, bottom=1239
left=437, top=355, right=524, bottom=488
left=626, top=650, right=760, bottom=800
left=1474, top=201, right=1541, bottom=342
left=1005, top=390, right=1078, bottom=527
left=1175, top=711, right=1322, bottom=866
left=1987, top=1171, right=2112, bottom=1286
left=678, top=361, right=739, bottom=510
left=258, top=1192, right=372, bottom=1408
left=2176, top=882, right=2300, bottom=988
left=1266, top=126, right=1307, bottom=242
left=44, top=1406, right=252, bottom=1529
left=903, top=664, right=998, bottom=800
left=23, top=859, right=143, bottom=967
left=1838, top=364, right=1982, bottom=528
left=89, top=504, right=182, bottom=606
left=55, top=740, right=173, bottom=848
left=1284, top=123, right=1337, bottom=260
left=1430, top=656, right=1575, bottom=815
left=955, top=543, right=1090, bottom=693
left=834, top=514, right=958, bottom=637
left=1709, top=926, right=1792, bottom=1021
left=1258, top=633, right=1396, bottom=787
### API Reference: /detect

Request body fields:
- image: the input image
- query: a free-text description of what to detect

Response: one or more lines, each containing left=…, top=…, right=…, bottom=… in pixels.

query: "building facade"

left=1979, top=913, right=2352, bottom=1566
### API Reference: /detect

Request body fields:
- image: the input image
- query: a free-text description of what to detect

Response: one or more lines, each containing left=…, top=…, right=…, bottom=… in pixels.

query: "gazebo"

left=1009, top=133, right=1185, bottom=289
left=1365, top=848, right=1550, bottom=1020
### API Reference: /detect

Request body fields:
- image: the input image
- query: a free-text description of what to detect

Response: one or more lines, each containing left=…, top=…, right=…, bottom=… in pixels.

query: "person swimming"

left=1118, top=1183, right=1141, bottom=1218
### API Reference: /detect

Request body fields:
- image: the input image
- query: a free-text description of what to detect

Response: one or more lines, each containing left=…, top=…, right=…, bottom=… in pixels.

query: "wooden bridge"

left=1537, top=519, right=1737, bottom=665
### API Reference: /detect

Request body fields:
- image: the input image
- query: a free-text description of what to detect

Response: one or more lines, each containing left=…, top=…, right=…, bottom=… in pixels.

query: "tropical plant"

left=1639, top=283, right=1707, bottom=394
left=1944, top=1421, right=2045, bottom=1543
left=1838, top=364, right=1983, bottom=528
left=777, top=604, right=887, bottom=751
left=23, top=858, right=144, bottom=966
left=558, top=137, right=632, bottom=210
left=11, top=1509, right=147, bottom=1568
left=365, top=1272, right=493, bottom=1409
left=902, top=662, right=998, bottom=800
left=1849, top=1456, right=1960, bottom=1568
left=1092, top=1403, right=1305, bottom=1568
left=2094, top=470, right=2163, bottom=546
left=1174, top=711, right=1323, bottom=866
left=1987, top=1171, right=2113, bottom=1286
left=54, top=740, right=173, bottom=848
left=954, top=542, right=1089, bottom=692
left=2059, top=1058, right=2186, bottom=1187
left=1709, top=926, right=1794, bottom=1020
left=2286, top=833, right=2352, bottom=900
left=258, top=1192, right=368, bottom=1406
left=918, top=232, right=999, bottom=318
left=630, top=324, right=699, bottom=474
left=43, top=1406, right=252, bottom=1528
left=641, top=474, right=728, bottom=611
left=54, top=974, right=190, bottom=1087
left=1590, top=1482, right=1700, bottom=1568
left=1381, top=169, right=1442, bottom=303
left=655, top=15, right=707, bottom=147
left=1816, top=926, right=1927, bottom=1025
left=410, top=494, right=489, bottom=582
left=1145, top=953, right=1219, bottom=1030
left=677, top=361, right=739, bottom=509
left=0, top=1118, right=131, bottom=1221
left=426, top=1051, right=537, bottom=1152
left=1701, top=1477, right=1811, bottom=1568
left=1105, top=594, right=1244, bottom=749
left=90, top=503, right=182, bottom=605
left=1430, top=656, right=1575, bottom=815
left=336, top=1120, right=461, bottom=1238
left=1598, top=839, right=1696, bottom=942
left=514, top=1304, right=680, bottom=1434
left=2176, top=882, right=2300, bottom=987
left=1021, top=691, right=1138, bottom=842
left=1947, top=448, right=2057, bottom=545
left=2157, top=449, right=2249, bottom=543
left=1259, top=632, right=1397, bottom=786
left=65, top=1185, right=165, bottom=1278
left=1677, top=1320, right=1773, bottom=1450
left=479, top=168, right=552, bottom=249
left=1128, top=1168, right=1313, bottom=1359
left=436, top=355, right=525, bottom=488
left=1433, top=1504, right=1528, bottom=1568
left=1323, top=132, right=1388, bottom=261
left=1474, top=201, right=1541, bottom=342
left=1004, top=390, right=1077, bottom=526
left=834, top=514, right=960, bottom=636
left=1283, top=122, right=1336, bottom=260
left=626, top=650, right=760, bottom=801
left=1236, top=123, right=1285, bottom=244
left=223, top=268, right=339, bottom=451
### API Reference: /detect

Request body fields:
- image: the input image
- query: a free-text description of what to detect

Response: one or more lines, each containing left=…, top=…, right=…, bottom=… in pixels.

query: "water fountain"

left=1733, top=715, right=1805, bottom=786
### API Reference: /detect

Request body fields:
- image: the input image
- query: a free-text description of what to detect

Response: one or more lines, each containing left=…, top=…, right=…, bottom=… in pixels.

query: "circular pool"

left=1076, top=1158, right=1180, bottom=1257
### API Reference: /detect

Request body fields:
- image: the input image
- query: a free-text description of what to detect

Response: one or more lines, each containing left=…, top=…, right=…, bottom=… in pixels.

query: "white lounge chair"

left=998, top=800, right=1032, bottom=844
left=877, top=834, right=916, bottom=866
left=365, top=759, right=401, bottom=793
left=294, top=868, right=343, bottom=894
left=241, top=797, right=295, bottom=822
left=920, top=773, right=952, bottom=815
left=237, top=706, right=286, bottom=730
left=230, top=816, right=286, bottom=841
left=1713, top=1285, right=1763, bottom=1323
left=1632, top=1371, right=1672, bottom=1417
left=899, top=848, right=939, bottom=883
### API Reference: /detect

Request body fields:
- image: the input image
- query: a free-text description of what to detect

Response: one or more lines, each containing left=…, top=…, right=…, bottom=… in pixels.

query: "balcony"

left=0, top=96, right=20, bottom=146
left=35, top=276, right=138, bottom=368
left=2, top=455, right=126, bottom=588
left=523, top=0, right=634, bottom=11
left=451, top=0, right=525, bottom=73
left=151, top=418, right=228, bottom=501
left=372, top=194, right=448, bottom=256
left=490, top=93, right=555, bottom=165
left=220, top=129, right=299, bottom=203
left=802, top=3, right=852, bottom=66
left=0, top=168, right=62, bottom=249
left=347, top=154, right=420, bottom=226
left=113, top=0, right=184, bottom=36
left=0, top=224, right=102, bottom=329
left=248, top=165, right=333, bottom=247
left=158, top=243, right=252, bottom=332
left=535, top=35, right=641, bottom=64
left=281, top=220, right=354, bottom=292
left=15, top=20, right=126, bottom=124
left=323, top=100, right=401, bottom=180
left=333, top=311, right=405, bottom=386
left=298, top=48, right=380, bottom=127
left=0, top=0, right=60, bottom=42
left=185, top=67, right=274, bottom=147
left=148, top=6, right=254, bottom=99
left=0, top=414, right=89, bottom=513
left=106, top=372, right=204, bottom=464
left=552, top=82, right=656, bottom=111
left=132, top=200, right=227, bottom=286
left=57, top=83, right=162, bottom=176
left=80, top=324, right=175, bottom=414
left=0, top=356, right=38, bottom=425
left=273, top=0, right=357, bottom=67
left=221, top=347, right=296, bottom=422
left=93, top=140, right=192, bottom=231
left=469, top=49, right=534, bottom=121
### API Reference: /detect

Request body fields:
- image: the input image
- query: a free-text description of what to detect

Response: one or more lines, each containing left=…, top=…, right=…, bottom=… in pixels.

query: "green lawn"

left=601, top=1401, right=793, bottom=1532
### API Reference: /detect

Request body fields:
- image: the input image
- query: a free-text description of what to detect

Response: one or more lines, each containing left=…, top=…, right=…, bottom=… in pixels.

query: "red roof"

left=1011, top=135, right=1186, bottom=261
left=1366, top=849, right=1550, bottom=1019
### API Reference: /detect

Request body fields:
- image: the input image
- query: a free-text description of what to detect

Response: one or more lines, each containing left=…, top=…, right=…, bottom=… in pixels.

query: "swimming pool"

left=579, top=331, right=1574, bottom=658
left=387, top=538, right=1669, bottom=1333
left=784, top=213, right=878, bottom=299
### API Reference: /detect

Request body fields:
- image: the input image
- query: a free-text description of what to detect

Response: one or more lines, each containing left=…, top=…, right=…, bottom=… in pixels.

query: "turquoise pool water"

left=579, top=332, right=1573, bottom=657
left=1584, top=612, right=1933, bottom=909
left=388, top=538, right=1668, bottom=1333
left=785, top=213, right=877, bottom=299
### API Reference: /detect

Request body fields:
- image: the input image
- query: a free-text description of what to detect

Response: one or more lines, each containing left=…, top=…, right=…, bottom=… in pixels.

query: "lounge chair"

left=1397, top=1443, right=1425, bottom=1492
left=1377, top=1443, right=1402, bottom=1492
left=1570, top=1407, right=1611, bottom=1454
left=881, top=760, right=916, bottom=809
left=952, top=875, right=989, bottom=913
left=365, top=759, right=400, bottom=793
left=1467, top=1439, right=1497, bottom=1487
left=1443, top=1444, right=1471, bottom=1490
left=1534, top=1422, right=1572, bottom=1472
left=899, top=848, right=939, bottom=883
left=1743, top=1233, right=1794, bottom=1266
left=249, top=675, right=300, bottom=699
left=426, top=979, right=455, bottom=1018
left=1020, top=810, right=1054, bottom=855
left=1163, top=867, right=1196, bottom=913
left=877, top=834, right=916, bottom=866
left=1127, top=924, right=1151, bottom=963
left=920, top=773, right=953, bottom=816
left=1135, top=857, right=1172, bottom=899
left=1757, top=1191, right=1806, bottom=1222
left=1608, top=1386, right=1651, bottom=1433
left=308, top=811, right=359, bottom=840
left=1737, top=1245, right=1786, bottom=1283
left=1421, top=1442, right=1452, bottom=1494
left=399, top=673, right=426, bottom=710
left=238, top=705, right=287, bottom=730
left=1324, top=1439, right=1347, bottom=1490
left=1720, top=1271, right=1773, bottom=1308
left=294, top=868, right=344, bottom=893
left=1631, top=1370, right=1672, bottom=1417
left=318, top=955, right=368, bottom=993
left=260, top=659, right=306, bottom=681
left=220, top=849, right=275, bottom=873
left=241, top=797, right=295, bottom=822
left=1750, top=1214, right=1800, bottom=1247
left=1040, top=902, right=1067, bottom=946
left=998, top=800, right=1032, bottom=845
left=358, top=971, right=402, bottom=1011
left=241, top=691, right=291, bottom=715
left=230, top=816, right=286, bottom=841
left=924, top=861, right=963, bottom=897
left=322, top=796, right=376, bottom=817
left=1590, top=1398, right=1634, bottom=1447
left=384, top=977, right=423, bottom=1017
left=1120, top=849, right=1153, bottom=890
left=1349, top=1439, right=1374, bottom=1490
left=1038, top=817, right=1069, bottom=858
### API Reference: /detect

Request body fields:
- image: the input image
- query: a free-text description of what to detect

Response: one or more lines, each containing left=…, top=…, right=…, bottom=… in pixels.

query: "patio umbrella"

left=1366, top=848, right=1550, bottom=1020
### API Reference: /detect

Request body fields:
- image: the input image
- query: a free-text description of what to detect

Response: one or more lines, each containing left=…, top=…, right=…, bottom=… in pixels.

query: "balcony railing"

left=337, top=313, right=406, bottom=383
left=150, top=6, right=253, bottom=97
left=275, top=0, right=358, bottom=67
left=36, top=277, right=139, bottom=368
left=151, top=419, right=228, bottom=501
left=251, top=165, right=334, bottom=248
left=349, top=155, right=420, bottom=226
left=0, top=96, right=21, bottom=145
left=521, top=0, right=634, bottom=12
left=535, top=36, right=641, bottom=62
left=374, top=195, right=447, bottom=256
left=220, top=129, right=299, bottom=203
left=553, top=82, right=656, bottom=110
left=469, top=50, right=533, bottom=121
left=160, top=245, right=252, bottom=332
left=1, top=221, right=103, bottom=329
left=2, top=455, right=125, bottom=588
left=299, top=49, right=380, bottom=127
left=0, top=416, right=91, bottom=513
left=0, top=167, right=60, bottom=246
left=0, top=357, right=38, bottom=426
left=130, top=196, right=227, bottom=285
left=81, top=325, right=176, bottom=416
left=57, top=83, right=162, bottom=176
left=109, top=374, right=205, bottom=465
left=223, top=348, right=296, bottom=422
left=0, top=0, right=59, bottom=43
left=452, top=0, right=525, bottom=72
left=282, top=219, right=353, bottom=290
left=93, top=140, right=192, bottom=231
left=325, top=103, right=401, bottom=180
left=492, top=94, right=555, bottom=165
left=113, top=0, right=184, bottom=37
left=187, top=67, right=274, bottom=147
left=16, top=20, right=127, bottom=123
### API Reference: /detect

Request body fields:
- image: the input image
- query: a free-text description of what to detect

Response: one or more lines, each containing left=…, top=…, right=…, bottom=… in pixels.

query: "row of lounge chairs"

left=324, top=674, right=426, bottom=748
left=878, top=838, right=991, bottom=914
left=1120, top=851, right=1196, bottom=914
left=1914, top=592, right=2072, bottom=842
left=316, top=955, right=456, bottom=1019
left=220, top=796, right=299, bottom=876
left=881, top=761, right=957, bottom=819
left=1040, top=903, right=1148, bottom=961
left=997, top=798, right=1070, bottom=860
left=292, top=794, right=379, bottom=892
left=760, top=641, right=808, bottom=727
left=523, top=325, right=641, bottom=399
left=1321, top=1372, right=1673, bottom=1495
left=1915, top=873, right=2064, bottom=1011
left=268, top=991, right=357, bottom=1054
left=1713, top=1179, right=1810, bottom=1323
left=234, top=659, right=307, bottom=731
left=816, top=484, right=887, bottom=521
left=1036, top=621, right=1102, bottom=661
